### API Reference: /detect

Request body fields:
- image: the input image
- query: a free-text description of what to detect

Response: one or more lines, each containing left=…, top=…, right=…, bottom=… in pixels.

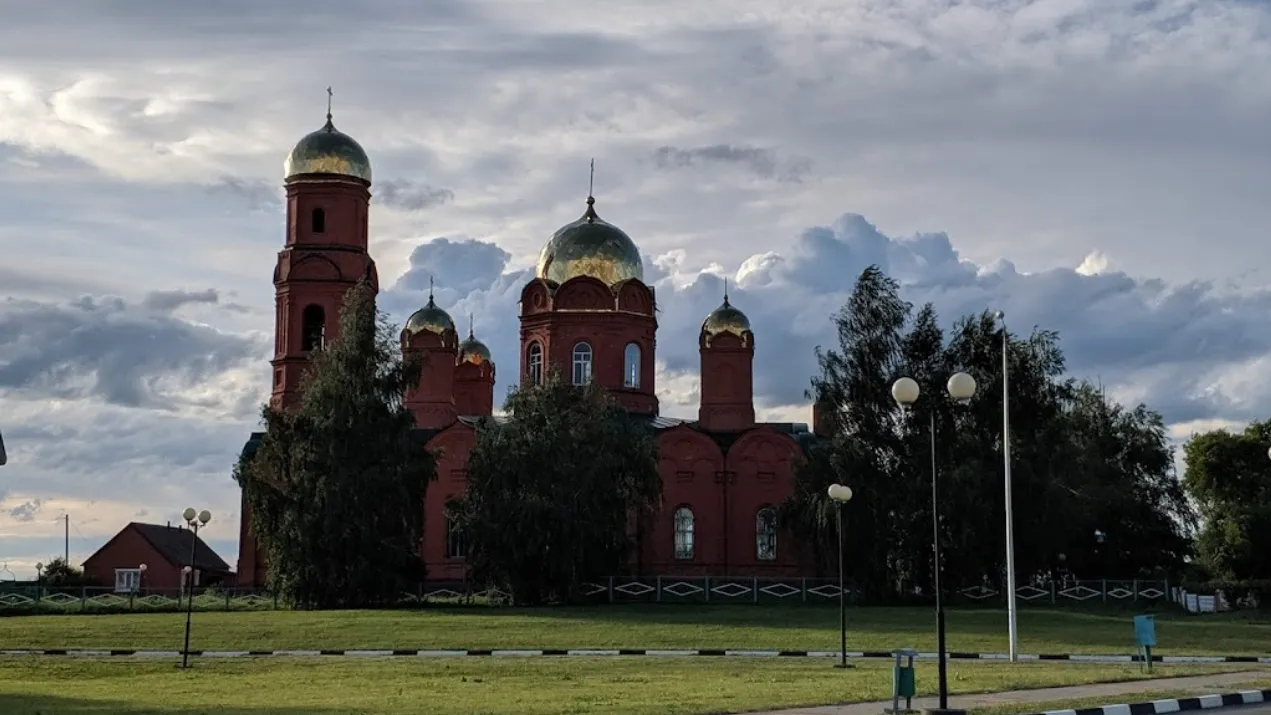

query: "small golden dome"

left=458, top=329, right=492, bottom=365
left=702, top=295, right=752, bottom=338
left=536, top=196, right=643, bottom=286
left=404, top=295, right=455, bottom=337
left=284, top=114, right=372, bottom=183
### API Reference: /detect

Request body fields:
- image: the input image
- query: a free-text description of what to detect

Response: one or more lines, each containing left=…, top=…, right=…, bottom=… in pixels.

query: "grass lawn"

left=0, top=605, right=1267, bottom=655
left=0, top=657, right=1259, bottom=715
left=974, top=674, right=1271, bottom=715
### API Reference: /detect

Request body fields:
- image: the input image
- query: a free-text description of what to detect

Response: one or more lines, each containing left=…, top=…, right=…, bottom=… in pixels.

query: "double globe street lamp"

left=892, top=371, right=977, bottom=715
left=827, top=483, right=854, bottom=669
left=181, top=507, right=212, bottom=669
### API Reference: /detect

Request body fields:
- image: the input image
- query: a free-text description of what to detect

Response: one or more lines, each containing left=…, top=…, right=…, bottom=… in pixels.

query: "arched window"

left=756, top=507, right=778, bottom=561
left=445, top=517, right=465, bottom=559
left=526, top=343, right=543, bottom=385
left=673, top=507, right=695, bottom=560
left=301, top=304, right=326, bottom=351
left=623, top=343, right=641, bottom=388
left=311, top=207, right=326, bottom=234
left=572, top=342, right=592, bottom=385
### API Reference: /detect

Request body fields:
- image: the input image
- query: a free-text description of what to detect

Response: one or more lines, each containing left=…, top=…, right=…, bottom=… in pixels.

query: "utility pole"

left=64, top=514, right=69, bottom=564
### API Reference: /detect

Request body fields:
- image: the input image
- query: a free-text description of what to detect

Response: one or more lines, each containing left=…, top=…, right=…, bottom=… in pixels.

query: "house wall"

left=82, top=530, right=178, bottom=591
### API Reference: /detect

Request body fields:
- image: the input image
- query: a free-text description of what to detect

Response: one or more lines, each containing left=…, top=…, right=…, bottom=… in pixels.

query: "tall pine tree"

left=234, top=282, right=436, bottom=608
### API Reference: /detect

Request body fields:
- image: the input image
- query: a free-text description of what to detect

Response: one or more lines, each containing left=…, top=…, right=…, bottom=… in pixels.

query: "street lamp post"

left=996, top=310, right=1019, bottom=662
left=35, top=562, right=43, bottom=604
left=180, top=508, right=211, bottom=670
left=827, top=483, right=855, bottom=669
left=138, top=563, right=147, bottom=594
left=892, top=371, right=977, bottom=715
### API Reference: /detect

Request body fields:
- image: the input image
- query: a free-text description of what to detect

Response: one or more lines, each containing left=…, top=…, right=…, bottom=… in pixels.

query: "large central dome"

left=536, top=196, right=643, bottom=286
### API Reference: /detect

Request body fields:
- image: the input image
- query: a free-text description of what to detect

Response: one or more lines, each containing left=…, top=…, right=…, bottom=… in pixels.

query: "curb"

left=1036, top=688, right=1271, bottom=715
left=1, top=649, right=1270, bottom=661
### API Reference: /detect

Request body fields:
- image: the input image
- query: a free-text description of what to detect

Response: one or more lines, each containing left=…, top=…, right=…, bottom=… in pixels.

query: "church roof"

left=241, top=418, right=818, bottom=463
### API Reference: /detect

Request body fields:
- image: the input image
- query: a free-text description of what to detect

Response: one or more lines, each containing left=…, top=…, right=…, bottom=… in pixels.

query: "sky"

left=2, top=0, right=1270, bottom=579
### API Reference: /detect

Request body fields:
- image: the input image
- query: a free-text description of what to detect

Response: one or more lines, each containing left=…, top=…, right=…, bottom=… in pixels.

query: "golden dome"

left=535, top=196, right=643, bottom=286
left=284, top=114, right=372, bottom=183
left=404, top=295, right=455, bottom=337
left=458, top=329, right=492, bottom=365
left=702, top=295, right=752, bottom=338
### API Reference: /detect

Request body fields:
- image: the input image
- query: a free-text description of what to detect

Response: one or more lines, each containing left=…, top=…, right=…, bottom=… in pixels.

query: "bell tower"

left=697, top=285, right=755, bottom=431
left=270, top=100, right=377, bottom=409
left=240, top=98, right=377, bottom=587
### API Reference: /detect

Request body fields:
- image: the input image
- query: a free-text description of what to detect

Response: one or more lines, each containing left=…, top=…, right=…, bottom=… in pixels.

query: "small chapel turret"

left=402, top=283, right=460, bottom=430
left=697, top=283, right=756, bottom=431
left=454, top=317, right=496, bottom=417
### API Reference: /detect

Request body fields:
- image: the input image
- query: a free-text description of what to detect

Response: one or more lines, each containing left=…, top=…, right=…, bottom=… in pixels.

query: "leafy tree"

left=786, top=266, right=910, bottom=601
left=234, top=281, right=436, bottom=608
left=787, top=265, right=1195, bottom=603
left=40, top=557, right=87, bottom=588
left=453, top=369, right=660, bottom=605
left=1183, top=420, right=1271, bottom=580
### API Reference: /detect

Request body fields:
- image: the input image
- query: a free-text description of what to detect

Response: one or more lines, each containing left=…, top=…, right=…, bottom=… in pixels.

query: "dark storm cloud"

left=381, top=212, right=1271, bottom=426
left=652, top=145, right=812, bottom=183
left=375, top=180, right=455, bottom=211
left=0, top=294, right=265, bottom=409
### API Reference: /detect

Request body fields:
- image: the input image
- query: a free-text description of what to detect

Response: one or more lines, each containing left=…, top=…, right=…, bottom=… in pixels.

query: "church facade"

left=236, top=112, right=824, bottom=587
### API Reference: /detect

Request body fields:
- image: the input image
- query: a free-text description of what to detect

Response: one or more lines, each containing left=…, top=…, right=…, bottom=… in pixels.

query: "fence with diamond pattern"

left=0, top=577, right=1170, bottom=613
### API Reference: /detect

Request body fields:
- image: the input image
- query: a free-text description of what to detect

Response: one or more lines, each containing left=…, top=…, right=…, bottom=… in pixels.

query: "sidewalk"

left=750, top=671, right=1270, bottom=715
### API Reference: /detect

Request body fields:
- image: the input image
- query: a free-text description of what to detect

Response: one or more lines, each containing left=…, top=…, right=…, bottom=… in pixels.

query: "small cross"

left=326, top=87, right=333, bottom=120
left=589, top=158, right=595, bottom=197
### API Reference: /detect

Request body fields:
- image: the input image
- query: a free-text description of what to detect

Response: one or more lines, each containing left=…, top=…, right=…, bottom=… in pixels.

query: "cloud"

left=206, top=176, right=281, bottom=212
left=8, top=499, right=44, bottom=523
left=382, top=212, right=1271, bottom=431
left=0, top=294, right=266, bottom=410
left=652, top=145, right=812, bottom=183
left=376, top=179, right=455, bottom=212
left=140, top=288, right=221, bottom=312
left=3, top=0, right=1271, bottom=577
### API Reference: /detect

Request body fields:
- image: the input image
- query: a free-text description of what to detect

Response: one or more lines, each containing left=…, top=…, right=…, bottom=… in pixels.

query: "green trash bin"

left=888, top=649, right=918, bottom=714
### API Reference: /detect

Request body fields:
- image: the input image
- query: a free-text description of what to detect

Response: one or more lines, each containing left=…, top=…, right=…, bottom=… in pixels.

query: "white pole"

left=1000, top=312, right=1018, bottom=662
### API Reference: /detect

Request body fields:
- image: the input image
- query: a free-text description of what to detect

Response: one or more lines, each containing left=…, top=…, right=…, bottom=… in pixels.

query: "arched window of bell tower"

left=571, top=342, right=593, bottom=385
left=301, top=304, right=326, bottom=351
left=623, top=342, right=641, bottom=388
left=311, top=207, right=326, bottom=234
left=527, top=342, right=543, bottom=385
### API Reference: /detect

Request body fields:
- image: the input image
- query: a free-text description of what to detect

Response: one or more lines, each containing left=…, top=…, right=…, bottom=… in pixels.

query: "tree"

left=1183, top=420, right=1271, bottom=580
left=784, top=266, right=911, bottom=601
left=40, top=557, right=86, bottom=588
left=453, top=369, right=660, bottom=605
left=234, top=282, right=436, bottom=608
left=787, top=265, right=1195, bottom=604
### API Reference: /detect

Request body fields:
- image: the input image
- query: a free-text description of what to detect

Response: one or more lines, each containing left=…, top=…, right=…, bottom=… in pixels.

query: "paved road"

left=750, top=671, right=1270, bottom=715
left=1220, top=706, right=1271, bottom=715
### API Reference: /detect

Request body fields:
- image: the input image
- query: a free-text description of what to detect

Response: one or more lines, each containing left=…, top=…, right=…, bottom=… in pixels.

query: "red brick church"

left=236, top=111, right=822, bottom=587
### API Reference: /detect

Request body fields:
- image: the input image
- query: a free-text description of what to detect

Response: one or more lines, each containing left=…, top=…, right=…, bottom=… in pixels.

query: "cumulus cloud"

left=382, top=212, right=1271, bottom=429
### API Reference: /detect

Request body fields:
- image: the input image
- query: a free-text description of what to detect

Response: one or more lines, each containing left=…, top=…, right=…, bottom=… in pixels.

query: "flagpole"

left=997, top=311, right=1018, bottom=662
